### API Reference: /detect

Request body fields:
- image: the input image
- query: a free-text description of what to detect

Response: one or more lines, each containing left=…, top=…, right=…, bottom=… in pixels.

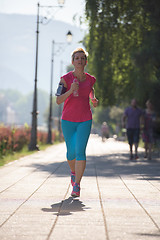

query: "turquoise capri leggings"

left=61, top=119, right=92, bottom=161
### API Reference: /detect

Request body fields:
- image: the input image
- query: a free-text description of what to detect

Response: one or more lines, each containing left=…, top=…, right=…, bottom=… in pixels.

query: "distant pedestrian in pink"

left=142, top=100, right=156, bottom=160
left=101, top=122, right=109, bottom=142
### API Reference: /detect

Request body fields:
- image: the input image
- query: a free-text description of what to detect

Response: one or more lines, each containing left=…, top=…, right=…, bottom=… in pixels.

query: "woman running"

left=56, top=47, right=98, bottom=197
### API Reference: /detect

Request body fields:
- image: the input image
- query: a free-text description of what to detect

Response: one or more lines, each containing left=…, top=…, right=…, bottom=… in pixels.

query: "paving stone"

left=0, top=136, right=160, bottom=240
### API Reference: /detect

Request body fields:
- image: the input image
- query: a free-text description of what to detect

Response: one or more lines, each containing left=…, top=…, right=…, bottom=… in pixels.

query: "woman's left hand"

left=91, top=98, right=99, bottom=108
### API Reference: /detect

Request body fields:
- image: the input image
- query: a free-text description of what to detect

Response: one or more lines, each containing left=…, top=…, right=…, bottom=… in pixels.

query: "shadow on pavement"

left=135, top=232, right=160, bottom=238
left=31, top=152, right=160, bottom=182
left=41, top=197, right=89, bottom=216
left=86, top=153, right=160, bottom=181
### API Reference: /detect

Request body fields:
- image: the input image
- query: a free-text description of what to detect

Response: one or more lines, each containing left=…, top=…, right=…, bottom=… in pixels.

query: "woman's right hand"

left=70, top=82, right=79, bottom=93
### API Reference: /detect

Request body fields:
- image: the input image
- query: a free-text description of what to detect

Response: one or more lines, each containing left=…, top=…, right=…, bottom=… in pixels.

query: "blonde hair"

left=71, top=47, right=88, bottom=61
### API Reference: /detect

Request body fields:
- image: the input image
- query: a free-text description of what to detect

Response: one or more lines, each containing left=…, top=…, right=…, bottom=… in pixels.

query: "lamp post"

left=58, top=60, right=64, bottom=141
left=47, top=31, right=73, bottom=144
left=47, top=40, right=54, bottom=144
left=29, top=1, right=65, bottom=151
left=28, top=3, right=40, bottom=151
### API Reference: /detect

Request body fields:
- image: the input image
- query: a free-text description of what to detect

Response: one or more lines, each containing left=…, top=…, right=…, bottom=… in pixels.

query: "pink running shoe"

left=135, top=155, right=139, bottom=160
left=71, top=171, right=75, bottom=186
left=71, top=183, right=80, bottom=197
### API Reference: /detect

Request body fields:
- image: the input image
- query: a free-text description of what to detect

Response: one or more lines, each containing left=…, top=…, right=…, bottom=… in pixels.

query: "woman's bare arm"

left=56, top=78, right=79, bottom=105
left=89, top=87, right=98, bottom=108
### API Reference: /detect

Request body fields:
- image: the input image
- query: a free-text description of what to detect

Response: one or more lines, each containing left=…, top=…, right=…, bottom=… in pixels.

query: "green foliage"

left=92, top=106, right=110, bottom=125
left=109, top=106, right=124, bottom=123
left=85, top=0, right=160, bottom=112
left=92, top=105, right=124, bottom=135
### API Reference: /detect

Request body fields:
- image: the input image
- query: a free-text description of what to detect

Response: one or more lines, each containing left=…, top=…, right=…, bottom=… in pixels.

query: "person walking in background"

left=122, top=99, right=143, bottom=160
left=56, top=47, right=98, bottom=197
left=101, top=122, right=109, bottom=142
left=142, top=99, right=156, bottom=160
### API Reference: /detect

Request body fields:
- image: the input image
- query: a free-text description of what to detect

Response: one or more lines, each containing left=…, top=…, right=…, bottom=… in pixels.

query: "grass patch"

left=0, top=143, right=56, bottom=167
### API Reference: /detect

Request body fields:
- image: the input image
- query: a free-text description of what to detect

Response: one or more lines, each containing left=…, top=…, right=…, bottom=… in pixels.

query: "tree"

left=85, top=0, right=160, bottom=112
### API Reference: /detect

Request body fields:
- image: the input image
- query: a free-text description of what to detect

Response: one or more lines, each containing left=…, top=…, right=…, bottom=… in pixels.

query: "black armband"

left=55, top=83, right=67, bottom=96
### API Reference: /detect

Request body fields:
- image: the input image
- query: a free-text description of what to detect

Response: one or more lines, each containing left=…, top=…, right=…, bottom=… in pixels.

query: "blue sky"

left=0, top=0, right=86, bottom=27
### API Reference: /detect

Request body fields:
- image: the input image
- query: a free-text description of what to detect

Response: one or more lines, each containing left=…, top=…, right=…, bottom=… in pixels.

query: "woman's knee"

left=76, top=152, right=86, bottom=161
left=67, top=149, right=76, bottom=161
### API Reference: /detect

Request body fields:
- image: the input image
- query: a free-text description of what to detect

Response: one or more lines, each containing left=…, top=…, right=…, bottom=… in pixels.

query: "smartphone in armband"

left=55, top=83, right=67, bottom=96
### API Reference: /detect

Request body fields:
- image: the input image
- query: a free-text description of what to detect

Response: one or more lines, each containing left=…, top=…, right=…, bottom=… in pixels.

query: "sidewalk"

left=0, top=135, right=160, bottom=240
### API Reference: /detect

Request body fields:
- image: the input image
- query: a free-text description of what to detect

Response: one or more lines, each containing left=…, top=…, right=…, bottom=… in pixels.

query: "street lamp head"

left=58, top=0, right=65, bottom=6
left=66, top=31, right=73, bottom=44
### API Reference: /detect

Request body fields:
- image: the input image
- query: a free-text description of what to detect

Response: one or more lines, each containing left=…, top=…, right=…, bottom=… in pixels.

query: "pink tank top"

left=61, top=71, right=96, bottom=122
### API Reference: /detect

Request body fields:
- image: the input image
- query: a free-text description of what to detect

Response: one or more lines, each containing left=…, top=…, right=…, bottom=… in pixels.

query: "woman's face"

left=146, top=101, right=152, bottom=109
left=72, top=52, right=87, bottom=69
